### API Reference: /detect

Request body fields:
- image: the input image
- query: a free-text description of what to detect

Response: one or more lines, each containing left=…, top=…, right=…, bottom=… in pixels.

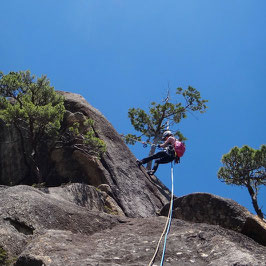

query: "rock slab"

left=160, top=192, right=266, bottom=246
left=15, top=218, right=266, bottom=266
left=0, top=91, right=171, bottom=218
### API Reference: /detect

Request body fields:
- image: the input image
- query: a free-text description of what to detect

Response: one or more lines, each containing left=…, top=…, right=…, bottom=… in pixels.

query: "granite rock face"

left=160, top=192, right=266, bottom=246
left=0, top=185, right=121, bottom=259
left=57, top=92, right=171, bottom=218
left=0, top=121, right=28, bottom=186
left=0, top=92, right=171, bottom=218
left=1, top=92, right=266, bottom=265
left=14, top=218, right=266, bottom=266
left=1, top=185, right=265, bottom=266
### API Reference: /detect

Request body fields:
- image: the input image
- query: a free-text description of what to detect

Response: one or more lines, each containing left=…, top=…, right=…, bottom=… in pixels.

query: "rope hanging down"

left=160, top=162, right=174, bottom=266
left=148, top=162, right=174, bottom=266
left=121, top=133, right=175, bottom=264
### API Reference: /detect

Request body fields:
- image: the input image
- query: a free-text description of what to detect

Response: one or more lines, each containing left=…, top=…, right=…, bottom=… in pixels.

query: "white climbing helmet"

left=162, top=130, right=172, bottom=140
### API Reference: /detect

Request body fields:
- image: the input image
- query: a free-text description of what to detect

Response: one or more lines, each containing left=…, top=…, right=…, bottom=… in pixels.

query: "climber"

left=136, top=131, right=177, bottom=175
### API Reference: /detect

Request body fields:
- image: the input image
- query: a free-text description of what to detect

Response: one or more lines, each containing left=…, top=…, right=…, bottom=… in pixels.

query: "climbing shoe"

left=147, top=170, right=155, bottom=176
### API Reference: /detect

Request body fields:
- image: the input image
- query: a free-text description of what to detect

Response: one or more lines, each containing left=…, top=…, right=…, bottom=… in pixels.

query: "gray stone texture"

left=14, top=218, right=266, bottom=266
left=160, top=192, right=266, bottom=245
left=0, top=92, right=265, bottom=265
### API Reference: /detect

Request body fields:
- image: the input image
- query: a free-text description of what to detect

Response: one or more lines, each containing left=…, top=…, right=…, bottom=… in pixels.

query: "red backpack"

left=174, top=140, right=186, bottom=158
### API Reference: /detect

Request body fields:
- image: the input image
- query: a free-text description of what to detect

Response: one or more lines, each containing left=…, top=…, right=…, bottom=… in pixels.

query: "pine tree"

left=0, top=70, right=106, bottom=184
left=218, top=145, right=266, bottom=219
left=0, top=70, right=65, bottom=183
left=124, top=86, right=208, bottom=169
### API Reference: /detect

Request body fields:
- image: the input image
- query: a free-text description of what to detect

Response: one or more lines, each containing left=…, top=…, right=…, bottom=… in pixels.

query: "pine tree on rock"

left=218, top=145, right=266, bottom=219
left=0, top=71, right=106, bottom=184
left=0, top=71, right=65, bottom=183
left=124, top=86, right=208, bottom=169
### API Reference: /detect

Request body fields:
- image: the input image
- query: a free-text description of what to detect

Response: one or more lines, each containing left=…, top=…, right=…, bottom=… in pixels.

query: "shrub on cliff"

left=0, top=70, right=105, bottom=184
left=58, top=118, right=106, bottom=158
left=0, top=246, right=8, bottom=265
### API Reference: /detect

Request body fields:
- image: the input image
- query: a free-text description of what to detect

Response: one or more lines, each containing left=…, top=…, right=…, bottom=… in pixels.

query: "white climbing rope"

left=148, top=162, right=174, bottom=266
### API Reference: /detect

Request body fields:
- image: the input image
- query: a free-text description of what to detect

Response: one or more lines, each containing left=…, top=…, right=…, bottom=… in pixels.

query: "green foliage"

left=218, top=145, right=266, bottom=186
left=0, top=246, right=8, bottom=265
left=0, top=70, right=65, bottom=139
left=0, top=70, right=66, bottom=182
left=0, top=70, right=106, bottom=183
left=123, top=134, right=142, bottom=145
left=83, top=129, right=106, bottom=157
left=125, top=86, right=208, bottom=145
left=218, top=145, right=266, bottom=218
left=65, top=118, right=106, bottom=158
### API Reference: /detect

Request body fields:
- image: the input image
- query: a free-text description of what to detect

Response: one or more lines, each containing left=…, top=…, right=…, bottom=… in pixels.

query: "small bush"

left=0, top=246, right=8, bottom=265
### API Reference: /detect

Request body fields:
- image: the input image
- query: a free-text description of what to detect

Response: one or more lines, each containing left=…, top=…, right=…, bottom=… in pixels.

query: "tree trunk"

left=147, top=135, right=160, bottom=170
left=14, top=124, right=31, bottom=184
left=246, top=184, right=264, bottom=219
left=30, top=140, right=43, bottom=184
left=30, top=152, right=42, bottom=184
left=147, top=145, right=156, bottom=170
left=16, top=124, right=42, bottom=184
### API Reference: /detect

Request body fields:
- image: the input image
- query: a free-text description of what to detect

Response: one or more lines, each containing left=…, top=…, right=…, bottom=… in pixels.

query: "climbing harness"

left=122, top=134, right=181, bottom=165
left=148, top=161, right=174, bottom=266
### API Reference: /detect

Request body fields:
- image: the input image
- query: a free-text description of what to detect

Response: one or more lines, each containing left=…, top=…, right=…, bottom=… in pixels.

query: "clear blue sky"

left=1, top=0, right=265, bottom=215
